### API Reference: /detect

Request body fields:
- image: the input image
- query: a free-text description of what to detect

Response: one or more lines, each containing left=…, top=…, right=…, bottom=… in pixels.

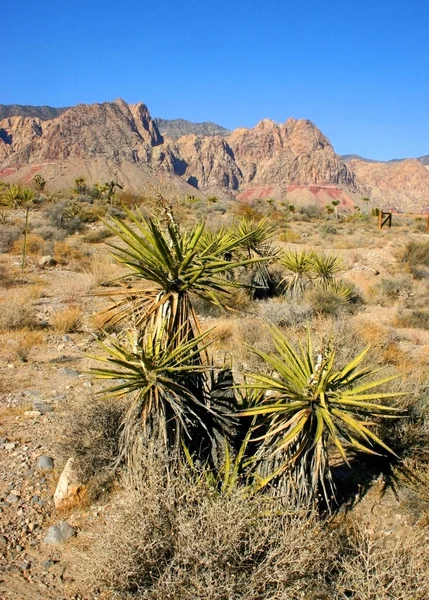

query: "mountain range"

left=1, top=100, right=428, bottom=213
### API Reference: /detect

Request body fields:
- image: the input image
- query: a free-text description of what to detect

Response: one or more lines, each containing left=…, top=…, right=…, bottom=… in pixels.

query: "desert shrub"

left=256, top=298, right=314, bottom=327
left=0, top=225, right=22, bottom=252
left=57, top=398, right=125, bottom=500
left=305, top=287, right=348, bottom=315
left=333, top=525, right=429, bottom=600
left=299, top=204, right=323, bottom=219
left=395, top=309, right=429, bottom=330
left=82, top=227, right=112, bottom=243
left=375, top=276, right=414, bottom=305
left=319, top=223, right=338, bottom=237
left=47, top=200, right=85, bottom=234
left=85, top=455, right=335, bottom=599
left=32, top=225, right=66, bottom=242
left=51, top=306, right=84, bottom=333
left=402, top=240, right=429, bottom=273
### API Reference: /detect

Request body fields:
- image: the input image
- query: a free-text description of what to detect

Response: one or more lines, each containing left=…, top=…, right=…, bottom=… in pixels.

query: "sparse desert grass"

left=51, top=305, right=84, bottom=333
left=9, top=329, right=43, bottom=362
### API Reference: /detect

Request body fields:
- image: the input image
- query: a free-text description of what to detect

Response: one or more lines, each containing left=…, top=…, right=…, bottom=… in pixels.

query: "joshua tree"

left=332, top=199, right=340, bottom=220
left=34, top=174, right=46, bottom=192
left=3, top=184, right=35, bottom=272
left=103, top=179, right=123, bottom=205
left=72, top=177, right=88, bottom=196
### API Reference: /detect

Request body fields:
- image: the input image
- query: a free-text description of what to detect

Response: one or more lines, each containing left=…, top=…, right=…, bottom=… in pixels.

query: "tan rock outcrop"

left=1, top=98, right=428, bottom=212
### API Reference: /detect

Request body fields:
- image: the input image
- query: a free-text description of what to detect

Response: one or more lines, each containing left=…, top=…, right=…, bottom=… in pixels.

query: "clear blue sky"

left=2, top=0, right=428, bottom=160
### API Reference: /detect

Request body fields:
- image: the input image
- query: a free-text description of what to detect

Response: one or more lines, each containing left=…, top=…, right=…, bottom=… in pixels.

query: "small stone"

left=6, top=494, right=19, bottom=503
left=4, top=443, right=16, bottom=451
left=42, top=558, right=55, bottom=570
left=20, top=561, right=30, bottom=571
left=33, top=403, right=53, bottom=415
left=0, top=535, right=7, bottom=545
left=62, top=335, right=72, bottom=342
left=59, top=368, right=79, bottom=378
left=38, top=255, right=57, bottom=268
left=37, top=456, right=54, bottom=470
left=24, top=410, right=42, bottom=417
left=44, top=522, right=76, bottom=545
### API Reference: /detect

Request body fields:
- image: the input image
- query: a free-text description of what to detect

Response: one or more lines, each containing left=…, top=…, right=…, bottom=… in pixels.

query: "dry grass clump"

left=0, top=290, right=40, bottom=331
left=57, top=398, right=125, bottom=501
left=9, top=329, right=43, bottom=362
left=84, top=454, right=334, bottom=599
left=0, top=255, right=15, bottom=287
left=11, top=233, right=46, bottom=255
left=334, top=525, right=429, bottom=600
left=51, top=305, right=84, bottom=333
left=85, top=254, right=118, bottom=287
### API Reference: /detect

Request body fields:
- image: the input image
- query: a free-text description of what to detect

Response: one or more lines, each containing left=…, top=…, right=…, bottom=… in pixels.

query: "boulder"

left=38, top=255, right=57, bottom=268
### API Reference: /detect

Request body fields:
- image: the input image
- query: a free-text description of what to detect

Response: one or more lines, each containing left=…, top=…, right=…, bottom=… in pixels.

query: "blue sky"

left=2, top=0, right=428, bottom=160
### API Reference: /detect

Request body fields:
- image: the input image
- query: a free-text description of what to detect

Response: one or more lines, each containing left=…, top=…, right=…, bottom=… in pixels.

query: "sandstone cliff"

left=1, top=99, right=428, bottom=212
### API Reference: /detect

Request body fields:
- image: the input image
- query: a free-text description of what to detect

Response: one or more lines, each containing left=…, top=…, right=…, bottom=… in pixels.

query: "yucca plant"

left=89, top=326, right=228, bottom=464
left=280, top=250, right=314, bottom=297
left=102, top=208, right=272, bottom=343
left=310, top=252, right=343, bottom=288
left=239, top=327, right=403, bottom=509
left=97, top=207, right=273, bottom=462
left=232, top=217, right=281, bottom=299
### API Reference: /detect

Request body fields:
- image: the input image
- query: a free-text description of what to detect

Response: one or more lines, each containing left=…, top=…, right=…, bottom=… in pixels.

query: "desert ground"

left=1, top=193, right=429, bottom=599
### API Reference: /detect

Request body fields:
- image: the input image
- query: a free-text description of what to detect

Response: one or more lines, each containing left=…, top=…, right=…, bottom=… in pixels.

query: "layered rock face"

left=1, top=98, right=428, bottom=212
left=349, top=158, right=429, bottom=213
